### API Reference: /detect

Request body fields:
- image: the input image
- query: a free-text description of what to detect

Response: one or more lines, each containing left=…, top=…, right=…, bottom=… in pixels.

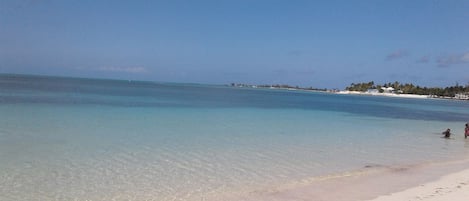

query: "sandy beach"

left=369, top=168, right=469, bottom=201
left=336, top=90, right=430, bottom=99
left=226, top=158, right=469, bottom=201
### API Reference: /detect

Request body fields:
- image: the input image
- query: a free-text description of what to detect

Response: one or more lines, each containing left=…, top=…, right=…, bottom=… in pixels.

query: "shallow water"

left=1, top=74, right=469, bottom=200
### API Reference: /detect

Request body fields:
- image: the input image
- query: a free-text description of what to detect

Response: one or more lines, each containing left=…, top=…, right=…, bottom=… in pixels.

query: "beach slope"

left=368, top=168, right=469, bottom=201
left=231, top=159, right=469, bottom=201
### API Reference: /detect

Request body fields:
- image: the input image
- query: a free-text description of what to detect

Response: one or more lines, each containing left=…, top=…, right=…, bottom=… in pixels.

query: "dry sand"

left=222, top=158, right=469, bottom=201
left=368, top=168, right=469, bottom=201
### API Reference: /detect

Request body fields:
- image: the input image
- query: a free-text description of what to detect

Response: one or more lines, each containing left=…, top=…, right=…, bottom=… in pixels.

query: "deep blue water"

left=1, top=74, right=468, bottom=121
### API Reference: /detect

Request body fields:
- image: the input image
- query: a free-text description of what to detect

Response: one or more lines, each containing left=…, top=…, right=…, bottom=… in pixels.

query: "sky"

left=1, top=0, right=468, bottom=89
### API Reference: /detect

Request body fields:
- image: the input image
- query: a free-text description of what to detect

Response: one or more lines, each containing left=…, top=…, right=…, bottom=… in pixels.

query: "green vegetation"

left=345, top=81, right=376, bottom=92
left=346, top=81, right=469, bottom=97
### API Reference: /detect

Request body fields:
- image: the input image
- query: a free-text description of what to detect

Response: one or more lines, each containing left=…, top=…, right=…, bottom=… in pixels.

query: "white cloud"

left=462, top=52, right=469, bottom=62
left=386, top=50, right=408, bottom=60
left=98, top=66, right=147, bottom=73
left=437, top=52, right=469, bottom=67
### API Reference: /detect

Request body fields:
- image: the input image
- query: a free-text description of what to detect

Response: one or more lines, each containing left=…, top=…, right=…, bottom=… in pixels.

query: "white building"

left=366, top=89, right=379, bottom=94
left=455, top=93, right=469, bottom=100
left=381, top=87, right=395, bottom=93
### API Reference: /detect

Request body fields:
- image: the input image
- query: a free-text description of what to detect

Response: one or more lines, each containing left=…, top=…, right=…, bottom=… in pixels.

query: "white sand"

left=221, top=158, right=469, bottom=201
left=368, top=168, right=469, bottom=201
left=336, top=91, right=430, bottom=99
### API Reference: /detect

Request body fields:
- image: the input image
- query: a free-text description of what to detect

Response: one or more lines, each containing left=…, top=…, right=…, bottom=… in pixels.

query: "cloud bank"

left=437, top=52, right=469, bottom=67
left=386, top=50, right=408, bottom=60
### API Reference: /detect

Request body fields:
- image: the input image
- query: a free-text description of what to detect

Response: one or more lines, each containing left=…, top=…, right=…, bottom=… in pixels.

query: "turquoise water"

left=1, top=74, right=469, bottom=200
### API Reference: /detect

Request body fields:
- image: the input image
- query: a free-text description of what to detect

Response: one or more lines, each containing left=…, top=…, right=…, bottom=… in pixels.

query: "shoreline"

left=216, top=157, right=469, bottom=201
left=334, top=90, right=469, bottom=101
left=335, top=90, right=430, bottom=99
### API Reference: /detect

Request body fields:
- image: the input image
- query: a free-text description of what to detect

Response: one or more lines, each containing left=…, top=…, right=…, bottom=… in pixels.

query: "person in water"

left=465, top=123, right=469, bottom=139
left=442, top=128, right=451, bottom=138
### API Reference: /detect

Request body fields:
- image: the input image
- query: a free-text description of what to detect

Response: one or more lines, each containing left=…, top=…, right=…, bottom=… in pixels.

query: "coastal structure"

left=366, top=89, right=379, bottom=94
left=381, top=87, right=395, bottom=93
left=455, top=93, right=469, bottom=100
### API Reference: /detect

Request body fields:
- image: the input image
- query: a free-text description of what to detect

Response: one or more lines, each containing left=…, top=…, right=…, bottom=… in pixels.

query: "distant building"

left=381, top=87, right=395, bottom=93
left=366, top=89, right=379, bottom=94
left=455, top=93, right=469, bottom=100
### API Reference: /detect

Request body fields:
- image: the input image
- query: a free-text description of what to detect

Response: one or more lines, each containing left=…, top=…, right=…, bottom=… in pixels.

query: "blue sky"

left=1, top=0, right=468, bottom=88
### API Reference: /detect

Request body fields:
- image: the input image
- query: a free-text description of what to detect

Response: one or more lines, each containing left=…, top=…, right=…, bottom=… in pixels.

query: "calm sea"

left=1, top=74, right=469, bottom=200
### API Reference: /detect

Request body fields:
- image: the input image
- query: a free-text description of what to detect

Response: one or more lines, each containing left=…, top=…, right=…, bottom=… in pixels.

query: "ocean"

left=1, top=74, right=469, bottom=200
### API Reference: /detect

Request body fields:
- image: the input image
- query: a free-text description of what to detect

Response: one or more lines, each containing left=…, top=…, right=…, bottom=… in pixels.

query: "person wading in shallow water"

left=442, top=128, right=451, bottom=138
left=465, top=123, right=469, bottom=139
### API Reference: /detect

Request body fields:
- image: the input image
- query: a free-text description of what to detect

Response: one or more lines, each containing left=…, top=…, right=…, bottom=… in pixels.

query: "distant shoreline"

left=335, top=90, right=430, bottom=99
left=2, top=74, right=467, bottom=101
left=333, top=90, right=469, bottom=101
left=230, top=83, right=468, bottom=101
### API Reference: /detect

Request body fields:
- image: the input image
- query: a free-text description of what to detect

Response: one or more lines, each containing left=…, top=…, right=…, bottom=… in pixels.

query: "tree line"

left=345, top=81, right=469, bottom=97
